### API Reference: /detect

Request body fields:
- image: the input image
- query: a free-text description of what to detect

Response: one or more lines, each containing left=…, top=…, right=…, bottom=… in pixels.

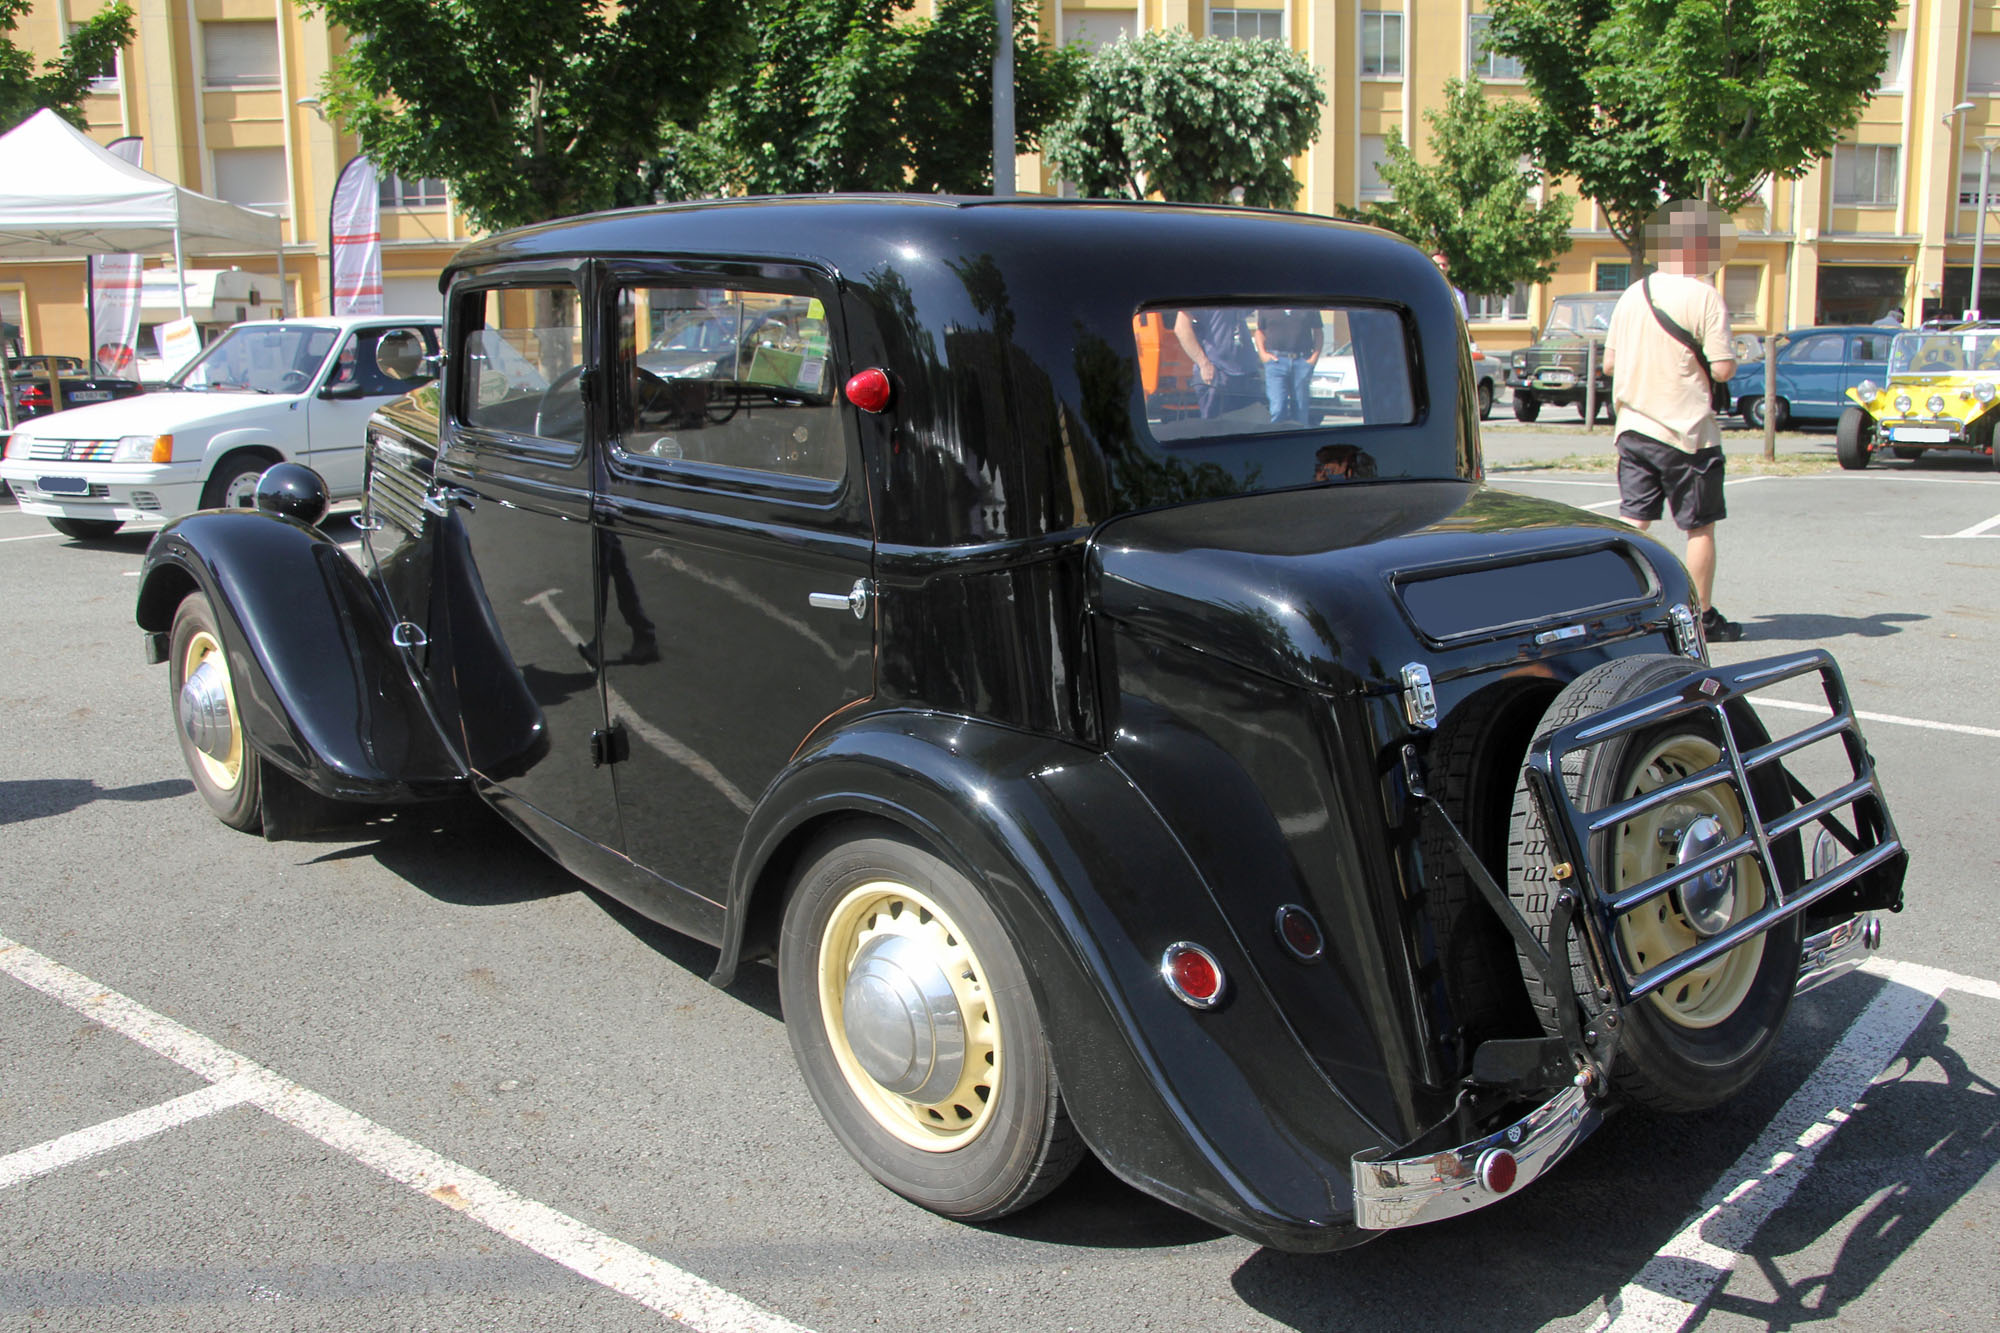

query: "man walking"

left=1603, top=201, right=1743, bottom=642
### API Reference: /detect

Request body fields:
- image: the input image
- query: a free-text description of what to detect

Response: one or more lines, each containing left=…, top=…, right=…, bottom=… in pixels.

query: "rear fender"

left=135, top=510, right=464, bottom=803
left=719, top=711, right=1388, bottom=1252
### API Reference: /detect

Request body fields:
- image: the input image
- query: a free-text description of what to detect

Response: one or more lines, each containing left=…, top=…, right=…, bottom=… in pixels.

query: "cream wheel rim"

left=818, top=880, right=1001, bottom=1152
left=1611, top=733, right=1767, bottom=1029
left=180, top=628, right=244, bottom=791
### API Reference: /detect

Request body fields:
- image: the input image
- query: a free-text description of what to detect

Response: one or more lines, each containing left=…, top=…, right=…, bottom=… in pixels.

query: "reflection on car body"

left=133, top=198, right=1907, bottom=1254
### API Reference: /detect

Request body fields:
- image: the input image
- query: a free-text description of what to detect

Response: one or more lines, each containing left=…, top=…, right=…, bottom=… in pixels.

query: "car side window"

left=613, top=284, right=841, bottom=482
left=1789, top=336, right=1842, bottom=364
left=1850, top=333, right=1891, bottom=362
left=329, top=325, right=440, bottom=396
left=460, top=286, right=587, bottom=444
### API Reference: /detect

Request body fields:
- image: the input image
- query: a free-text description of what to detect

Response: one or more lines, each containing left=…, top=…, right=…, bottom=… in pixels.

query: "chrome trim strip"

left=1797, top=913, right=1882, bottom=996
left=1353, top=1083, right=1600, bottom=1230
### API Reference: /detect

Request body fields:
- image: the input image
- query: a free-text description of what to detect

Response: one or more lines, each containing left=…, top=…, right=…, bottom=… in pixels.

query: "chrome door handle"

left=422, top=485, right=476, bottom=516
left=809, top=579, right=873, bottom=619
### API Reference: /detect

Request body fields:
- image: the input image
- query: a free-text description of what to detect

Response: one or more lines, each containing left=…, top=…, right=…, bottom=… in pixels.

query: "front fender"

left=136, top=510, right=464, bottom=803
left=720, top=711, right=1388, bottom=1252
left=202, top=424, right=287, bottom=459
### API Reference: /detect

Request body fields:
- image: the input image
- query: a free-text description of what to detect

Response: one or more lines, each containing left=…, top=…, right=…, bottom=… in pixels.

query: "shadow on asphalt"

left=0, top=776, right=193, bottom=827
left=1736, top=610, right=1928, bottom=642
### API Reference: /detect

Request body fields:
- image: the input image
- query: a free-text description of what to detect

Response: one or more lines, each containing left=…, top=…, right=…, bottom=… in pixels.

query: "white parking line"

left=1592, top=957, right=1993, bottom=1333
left=0, top=530, right=58, bottom=543
left=1756, top=696, right=2000, bottom=741
left=1922, top=511, right=2000, bottom=539
left=0, top=934, right=814, bottom=1333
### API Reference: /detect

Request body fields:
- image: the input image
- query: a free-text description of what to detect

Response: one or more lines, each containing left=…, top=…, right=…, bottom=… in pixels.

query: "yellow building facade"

left=8, top=0, right=2000, bottom=359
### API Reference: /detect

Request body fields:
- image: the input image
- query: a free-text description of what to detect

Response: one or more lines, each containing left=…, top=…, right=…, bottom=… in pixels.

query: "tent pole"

left=172, top=224, right=188, bottom=319
left=86, top=256, right=100, bottom=374
left=275, top=241, right=288, bottom=317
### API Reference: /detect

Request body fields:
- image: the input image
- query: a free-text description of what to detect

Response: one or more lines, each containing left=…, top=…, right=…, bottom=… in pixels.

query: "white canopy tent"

left=0, top=109, right=286, bottom=318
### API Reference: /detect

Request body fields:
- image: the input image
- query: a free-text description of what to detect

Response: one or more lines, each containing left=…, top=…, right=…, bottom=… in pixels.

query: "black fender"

left=718, top=710, right=1389, bottom=1252
left=135, top=511, right=464, bottom=803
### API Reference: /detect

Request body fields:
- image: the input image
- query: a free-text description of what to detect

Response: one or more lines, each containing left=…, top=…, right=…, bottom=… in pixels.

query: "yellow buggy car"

left=1838, top=323, right=2000, bottom=469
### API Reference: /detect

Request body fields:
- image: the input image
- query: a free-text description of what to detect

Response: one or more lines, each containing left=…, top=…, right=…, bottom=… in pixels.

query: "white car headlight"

left=1927, top=394, right=1948, bottom=415
left=1856, top=379, right=1879, bottom=399
left=111, top=434, right=173, bottom=463
left=1894, top=393, right=1913, bottom=415
left=1976, top=381, right=1996, bottom=404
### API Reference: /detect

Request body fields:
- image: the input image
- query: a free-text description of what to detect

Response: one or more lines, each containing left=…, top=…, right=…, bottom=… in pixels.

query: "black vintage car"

left=134, top=198, right=1905, bottom=1252
left=5, top=353, right=146, bottom=419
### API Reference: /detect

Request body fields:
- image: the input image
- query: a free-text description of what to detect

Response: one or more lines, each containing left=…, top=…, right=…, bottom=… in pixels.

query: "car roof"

left=223, top=314, right=441, bottom=330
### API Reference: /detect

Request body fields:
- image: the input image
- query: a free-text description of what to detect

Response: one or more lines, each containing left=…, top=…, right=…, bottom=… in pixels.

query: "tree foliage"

left=0, top=0, right=133, bottom=133
left=304, top=0, right=748, bottom=231
left=1041, top=29, right=1325, bottom=208
left=1486, top=0, right=1897, bottom=263
left=1339, top=77, right=1572, bottom=297
left=702, top=0, right=1083, bottom=196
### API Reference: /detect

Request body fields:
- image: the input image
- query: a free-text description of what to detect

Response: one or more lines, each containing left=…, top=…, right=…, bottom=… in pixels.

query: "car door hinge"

left=589, top=725, right=629, bottom=768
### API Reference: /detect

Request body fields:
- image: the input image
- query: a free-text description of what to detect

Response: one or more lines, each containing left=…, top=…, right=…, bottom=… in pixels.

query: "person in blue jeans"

left=1254, top=308, right=1323, bottom=424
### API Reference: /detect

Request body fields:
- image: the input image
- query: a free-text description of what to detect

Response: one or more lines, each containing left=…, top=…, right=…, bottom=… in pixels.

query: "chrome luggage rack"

left=1520, top=649, right=1908, bottom=1011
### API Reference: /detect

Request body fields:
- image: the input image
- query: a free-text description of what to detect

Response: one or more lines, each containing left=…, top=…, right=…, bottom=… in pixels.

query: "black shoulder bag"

left=1642, top=274, right=1732, bottom=412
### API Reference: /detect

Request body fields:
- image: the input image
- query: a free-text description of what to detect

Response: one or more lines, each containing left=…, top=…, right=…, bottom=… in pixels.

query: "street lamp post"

left=992, top=0, right=1015, bottom=195
left=1944, top=102, right=1977, bottom=319
left=1973, top=134, right=2000, bottom=320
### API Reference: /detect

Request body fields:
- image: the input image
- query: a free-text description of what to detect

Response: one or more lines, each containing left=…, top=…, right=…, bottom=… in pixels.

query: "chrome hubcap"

left=842, top=933, right=967, bottom=1103
left=179, top=659, right=235, bottom=761
left=1663, top=813, right=1736, bottom=937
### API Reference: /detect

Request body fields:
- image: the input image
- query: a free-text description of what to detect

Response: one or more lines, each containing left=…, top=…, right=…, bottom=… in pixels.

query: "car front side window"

left=460, top=286, right=587, bottom=445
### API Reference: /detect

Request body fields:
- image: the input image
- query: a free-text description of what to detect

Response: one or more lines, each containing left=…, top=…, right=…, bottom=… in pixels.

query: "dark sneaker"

left=626, top=636, right=661, bottom=665
left=1702, top=607, right=1744, bottom=643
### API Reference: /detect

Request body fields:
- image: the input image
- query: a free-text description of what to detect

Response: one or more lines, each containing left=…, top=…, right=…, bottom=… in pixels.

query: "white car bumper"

left=0, top=458, right=205, bottom=523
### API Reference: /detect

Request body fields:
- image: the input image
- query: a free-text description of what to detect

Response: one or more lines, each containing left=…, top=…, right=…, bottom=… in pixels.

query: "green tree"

left=1339, top=76, right=1572, bottom=298
left=1041, top=28, right=1324, bottom=208
left=702, top=0, right=1082, bottom=196
left=1485, top=0, right=1897, bottom=267
left=303, top=0, right=748, bottom=231
left=0, top=0, right=133, bottom=132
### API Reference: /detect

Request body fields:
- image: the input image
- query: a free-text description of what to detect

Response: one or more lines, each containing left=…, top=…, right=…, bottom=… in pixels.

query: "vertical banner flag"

left=329, top=155, right=384, bottom=316
left=91, top=137, right=146, bottom=376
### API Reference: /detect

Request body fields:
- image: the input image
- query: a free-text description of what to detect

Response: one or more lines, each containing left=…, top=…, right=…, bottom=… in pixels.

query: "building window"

left=1467, top=282, right=1531, bottom=320
left=203, top=21, right=280, bottom=88
left=1062, top=8, right=1137, bottom=47
left=1959, top=150, right=2000, bottom=207
left=1467, top=15, right=1522, bottom=80
left=1359, top=135, right=1394, bottom=199
left=212, top=147, right=289, bottom=213
left=1211, top=7, right=1284, bottom=42
left=1723, top=265, right=1761, bottom=322
left=1831, top=144, right=1899, bottom=207
left=64, top=19, right=120, bottom=92
left=1361, top=12, right=1403, bottom=78
left=1875, top=29, right=1906, bottom=93
left=1595, top=263, right=1633, bottom=292
left=1972, top=34, right=2000, bottom=92
left=379, top=173, right=448, bottom=208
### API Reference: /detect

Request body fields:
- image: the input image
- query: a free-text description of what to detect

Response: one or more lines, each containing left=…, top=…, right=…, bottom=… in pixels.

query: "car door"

left=1780, top=333, right=1845, bottom=417
left=1844, top=331, right=1894, bottom=403
left=306, top=323, right=441, bottom=496
left=596, top=266, right=874, bottom=908
left=428, top=267, right=619, bottom=850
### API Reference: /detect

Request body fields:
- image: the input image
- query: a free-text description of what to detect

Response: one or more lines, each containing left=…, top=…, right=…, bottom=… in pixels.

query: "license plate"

left=1537, top=370, right=1576, bottom=388
left=69, top=390, right=111, bottom=402
left=38, top=475, right=88, bottom=494
left=1890, top=427, right=1952, bottom=443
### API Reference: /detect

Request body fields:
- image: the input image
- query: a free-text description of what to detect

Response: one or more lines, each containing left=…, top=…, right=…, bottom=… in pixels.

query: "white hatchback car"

left=1, top=315, right=440, bottom=539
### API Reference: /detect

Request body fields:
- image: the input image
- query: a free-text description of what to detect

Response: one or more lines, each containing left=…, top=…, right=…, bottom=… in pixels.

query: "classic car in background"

left=1836, top=322, right=2000, bottom=469
left=4, top=354, right=146, bottom=420
left=1505, top=293, right=1618, bottom=421
left=134, top=199, right=1905, bottom=1252
left=1, top=315, right=439, bottom=538
left=1727, top=326, right=1891, bottom=430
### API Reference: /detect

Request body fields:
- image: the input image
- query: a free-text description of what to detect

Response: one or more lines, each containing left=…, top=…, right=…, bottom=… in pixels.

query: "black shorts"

left=1616, top=432, right=1727, bottom=530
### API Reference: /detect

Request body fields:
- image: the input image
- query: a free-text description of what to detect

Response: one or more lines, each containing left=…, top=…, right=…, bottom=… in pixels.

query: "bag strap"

left=1642, top=273, right=1715, bottom=383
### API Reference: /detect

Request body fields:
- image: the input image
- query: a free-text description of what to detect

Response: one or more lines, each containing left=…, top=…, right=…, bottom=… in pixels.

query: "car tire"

left=1477, top=379, right=1495, bottom=420
left=47, top=517, right=123, bottom=539
left=1747, top=396, right=1789, bottom=432
left=778, top=827, right=1084, bottom=1221
left=1835, top=406, right=1875, bottom=470
left=1513, top=392, right=1541, bottom=423
left=168, top=593, right=264, bottom=832
left=1506, top=654, right=1804, bottom=1113
left=201, top=452, right=278, bottom=511
left=1890, top=445, right=1925, bottom=461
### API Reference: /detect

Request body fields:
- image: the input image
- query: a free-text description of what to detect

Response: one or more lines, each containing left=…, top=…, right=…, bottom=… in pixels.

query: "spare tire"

left=1507, top=654, right=1802, bottom=1112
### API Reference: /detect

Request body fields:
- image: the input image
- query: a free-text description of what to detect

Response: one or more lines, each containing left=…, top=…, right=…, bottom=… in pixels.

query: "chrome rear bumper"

left=1351, top=1081, right=1600, bottom=1230
left=1797, top=912, right=1881, bottom=995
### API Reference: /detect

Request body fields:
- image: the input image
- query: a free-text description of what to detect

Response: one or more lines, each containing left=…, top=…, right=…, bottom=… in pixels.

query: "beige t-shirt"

left=1605, top=272, right=1733, bottom=453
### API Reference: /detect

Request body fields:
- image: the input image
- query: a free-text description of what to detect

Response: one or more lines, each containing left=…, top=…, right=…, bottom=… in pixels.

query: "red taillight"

left=1161, top=942, right=1225, bottom=1008
left=20, top=385, right=50, bottom=408
left=1476, top=1148, right=1518, bottom=1194
left=844, top=367, right=893, bottom=413
left=1275, top=905, right=1324, bottom=961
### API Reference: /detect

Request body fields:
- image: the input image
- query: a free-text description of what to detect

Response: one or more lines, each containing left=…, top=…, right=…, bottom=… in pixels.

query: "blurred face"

left=1430, top=251, right=1450, bottom=275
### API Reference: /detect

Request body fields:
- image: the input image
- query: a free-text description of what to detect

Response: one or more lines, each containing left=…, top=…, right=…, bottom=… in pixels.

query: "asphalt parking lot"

left=2, top=444, right=1997, bottom=1331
